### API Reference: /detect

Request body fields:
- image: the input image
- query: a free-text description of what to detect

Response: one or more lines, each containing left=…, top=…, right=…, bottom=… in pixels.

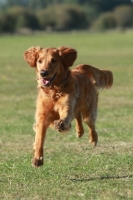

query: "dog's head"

left=24, top=46, right=77, bottom=87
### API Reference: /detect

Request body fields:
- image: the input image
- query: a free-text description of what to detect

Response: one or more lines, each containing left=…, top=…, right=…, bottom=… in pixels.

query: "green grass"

left=0, top=30, right=133, bottom=200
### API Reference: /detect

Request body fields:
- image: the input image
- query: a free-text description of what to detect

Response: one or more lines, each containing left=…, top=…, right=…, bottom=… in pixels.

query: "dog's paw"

left=76, top=131, right=84, bottom=138
left=54, top=120, right=67, bottom=132
left=89, top=139, right=97, bottom=146
left=89, top=130, right=98, bottom=147
left=32, top=157, right=43, bottom=167
left=89, top=136, right=98, bottom=146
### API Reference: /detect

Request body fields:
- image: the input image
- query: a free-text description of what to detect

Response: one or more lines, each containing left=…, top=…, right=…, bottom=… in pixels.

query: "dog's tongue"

left=42, top=79, right=50, bottom=85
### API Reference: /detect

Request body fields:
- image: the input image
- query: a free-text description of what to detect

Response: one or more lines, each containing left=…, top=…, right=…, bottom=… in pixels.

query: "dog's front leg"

left=32, top=113, right=47, bottom=167
left=54, top=97, right=75, bottom=132
left=54, top=108, right=72, bottom=132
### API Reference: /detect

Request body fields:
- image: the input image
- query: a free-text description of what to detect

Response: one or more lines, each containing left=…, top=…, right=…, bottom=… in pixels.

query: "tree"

left=0, top=0, right=133, bottom=33
left=7, top=6, right=40, bottom=30
left=114, top=5, right=133, bottom=28
left=88, top=0, right=132, bottom=12
left=28, top=0, right=47, bottom=9
left=1, top=0, right=133, bottom=11
left=92, top=12, right=116, bottom=30
left=4, top=0, right=28, bottom=7
left=37, top=4, right=88, bottom=31
left=0, top=13, right=16, bottom=32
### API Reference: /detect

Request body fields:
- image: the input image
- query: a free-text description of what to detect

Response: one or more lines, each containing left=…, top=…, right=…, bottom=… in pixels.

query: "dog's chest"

left=40, top=88, right=63, bottom=103
left=38, top=89, right=63, bottom=122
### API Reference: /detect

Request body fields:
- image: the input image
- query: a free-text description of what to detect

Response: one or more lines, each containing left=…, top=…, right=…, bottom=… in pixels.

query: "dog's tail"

left=74, top=64, right=113, bottom=90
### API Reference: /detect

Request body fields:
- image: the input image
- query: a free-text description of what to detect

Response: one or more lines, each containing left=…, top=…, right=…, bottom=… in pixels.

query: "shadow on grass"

left=68, top=174, right=133, bottom=182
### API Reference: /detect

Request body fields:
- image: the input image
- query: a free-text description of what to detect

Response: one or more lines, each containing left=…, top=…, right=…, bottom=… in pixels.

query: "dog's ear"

left=58, top=47, right=77, bottom=67
left=24, top=46, right=41, bottom=67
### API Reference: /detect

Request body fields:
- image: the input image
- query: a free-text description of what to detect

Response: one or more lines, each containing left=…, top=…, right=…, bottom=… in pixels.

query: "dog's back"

left=73, top=64, right=113, bottom=91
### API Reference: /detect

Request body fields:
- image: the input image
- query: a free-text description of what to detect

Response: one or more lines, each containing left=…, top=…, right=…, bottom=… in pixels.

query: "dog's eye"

left=51, top=58, right=56, bottom=63
left=38, top=59, right=42, bottom=64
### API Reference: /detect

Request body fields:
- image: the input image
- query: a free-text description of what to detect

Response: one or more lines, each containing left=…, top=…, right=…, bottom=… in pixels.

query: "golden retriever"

left=24, top=46, right=113, bottom=167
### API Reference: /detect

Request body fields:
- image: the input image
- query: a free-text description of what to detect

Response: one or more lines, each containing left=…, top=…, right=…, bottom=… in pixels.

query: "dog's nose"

left=40, top=70, right=48, bottom=77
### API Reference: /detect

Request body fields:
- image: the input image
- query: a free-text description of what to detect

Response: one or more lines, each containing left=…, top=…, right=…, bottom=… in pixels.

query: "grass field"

left=0, top=31, right=133, bottom=200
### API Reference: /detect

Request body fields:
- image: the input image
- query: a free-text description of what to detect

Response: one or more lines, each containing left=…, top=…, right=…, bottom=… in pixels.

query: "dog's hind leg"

left=82, top=106, right=98, bottom=146
left=75, top=112, right=84, bottom=138
left=88, top=124, right=98, bottom=146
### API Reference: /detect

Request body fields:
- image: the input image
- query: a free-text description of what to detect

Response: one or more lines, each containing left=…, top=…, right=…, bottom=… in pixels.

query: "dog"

left=24, top=46, right=113, bottom=167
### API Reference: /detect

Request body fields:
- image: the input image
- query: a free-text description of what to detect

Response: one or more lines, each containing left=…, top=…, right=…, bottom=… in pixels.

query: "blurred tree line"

left=0, top=0, right=133, bottom=33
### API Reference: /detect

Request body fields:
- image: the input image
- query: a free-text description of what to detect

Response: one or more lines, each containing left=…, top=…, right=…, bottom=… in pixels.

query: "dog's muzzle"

left=41, top=73, right=57, bottom=87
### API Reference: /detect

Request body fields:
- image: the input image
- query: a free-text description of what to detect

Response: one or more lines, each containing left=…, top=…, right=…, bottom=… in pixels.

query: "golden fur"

left=24, top=46, right=113, bottom=167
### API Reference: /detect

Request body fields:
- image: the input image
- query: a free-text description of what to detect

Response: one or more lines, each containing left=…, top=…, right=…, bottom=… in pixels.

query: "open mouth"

left=41, top=73, right=57, bottom=87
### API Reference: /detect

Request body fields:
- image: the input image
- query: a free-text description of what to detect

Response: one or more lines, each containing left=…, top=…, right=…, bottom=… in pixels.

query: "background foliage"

left=0, top=0, right=133, bottom=32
